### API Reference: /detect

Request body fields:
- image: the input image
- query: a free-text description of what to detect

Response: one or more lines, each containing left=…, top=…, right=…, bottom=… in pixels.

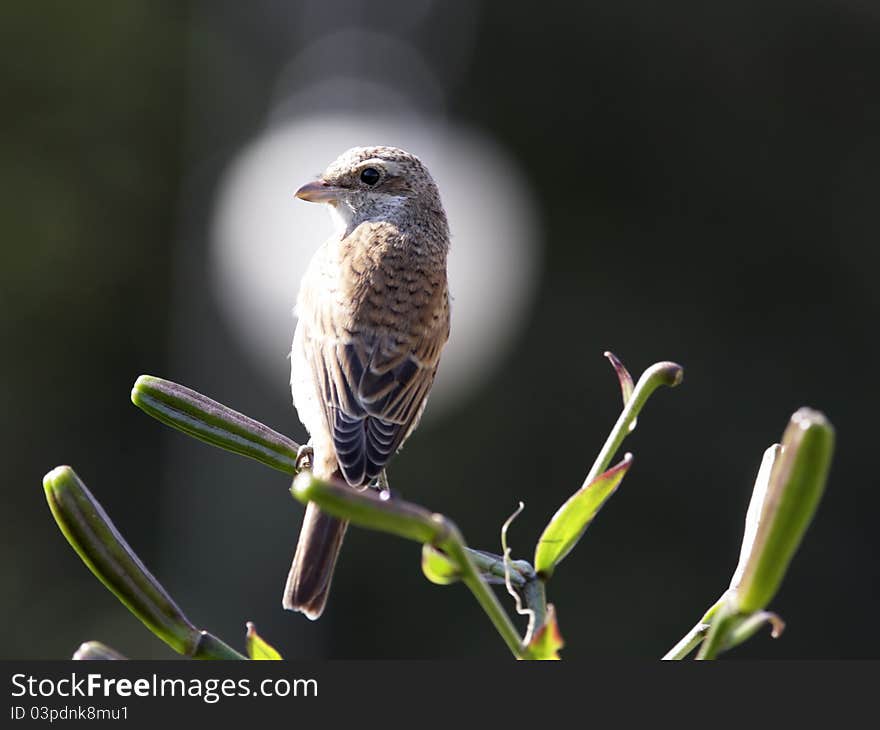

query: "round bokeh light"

left=210, top=113, right=541, bottom=422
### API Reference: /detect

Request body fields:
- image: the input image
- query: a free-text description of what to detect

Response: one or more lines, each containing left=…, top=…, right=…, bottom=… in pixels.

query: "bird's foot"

left=295, top=444, right=314, bottom=472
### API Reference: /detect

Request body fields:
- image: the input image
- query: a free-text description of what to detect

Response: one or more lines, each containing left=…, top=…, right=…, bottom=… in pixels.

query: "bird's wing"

left=303, top=325, right=446, bottom=486
left=322, top=335, right=437, bottom=484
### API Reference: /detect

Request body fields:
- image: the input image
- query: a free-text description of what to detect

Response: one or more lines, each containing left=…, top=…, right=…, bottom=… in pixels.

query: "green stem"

left=521, top=578, right=547, bottom=644
left=132, top=375, right=612, bottom=658
left=291, top=473, right=526, bottom=659
left=191, top=632, right=247, bottom=660
left=133, top=376, right=536, bottom=657
left=662, top=623, right=710, bottom=661
left=662, top=596, right=725, bottom=660
left=584, top=361, right=683, bottom=486
left=450, top=543, right=526, bottom=659
left=466, top=548, right=533, bottom=588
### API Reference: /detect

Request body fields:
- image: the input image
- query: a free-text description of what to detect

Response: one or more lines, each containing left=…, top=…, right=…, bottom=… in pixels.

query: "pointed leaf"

left=534, top=454, right=633, bottom=577
left=522, top=604, right=564, bottom=660
left=246, top=622, right=282, bottom=660
left=604, top=351, right=636, bottom=431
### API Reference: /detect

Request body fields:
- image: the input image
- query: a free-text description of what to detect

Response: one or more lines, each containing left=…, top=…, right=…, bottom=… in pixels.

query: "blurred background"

left=3, top=0, right=878, bottom=659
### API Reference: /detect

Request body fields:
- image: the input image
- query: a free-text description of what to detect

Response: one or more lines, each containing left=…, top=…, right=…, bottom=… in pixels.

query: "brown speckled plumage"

left=283, top=146, right=451, bottom=619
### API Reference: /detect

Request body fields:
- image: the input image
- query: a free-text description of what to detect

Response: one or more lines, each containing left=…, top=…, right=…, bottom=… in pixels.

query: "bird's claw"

left=295, top=444, right=314, bottom=472
left=373, top=469, right=395, bottom=500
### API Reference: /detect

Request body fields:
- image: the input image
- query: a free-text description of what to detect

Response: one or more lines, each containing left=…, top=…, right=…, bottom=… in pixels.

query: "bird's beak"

left=295, top=179, right=341, bottom=204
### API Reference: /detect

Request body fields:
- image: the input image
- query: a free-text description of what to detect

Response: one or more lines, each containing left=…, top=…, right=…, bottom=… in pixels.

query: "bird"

left=283, top=146, right=451, bottom=620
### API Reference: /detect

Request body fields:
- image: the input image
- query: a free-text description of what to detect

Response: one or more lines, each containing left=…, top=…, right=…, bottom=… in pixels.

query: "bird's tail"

left=283, top=500, right=349, bottom=620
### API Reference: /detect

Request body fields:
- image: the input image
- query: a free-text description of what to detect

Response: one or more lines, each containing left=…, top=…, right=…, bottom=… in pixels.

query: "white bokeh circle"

left=210, top=114, right=541, bottom=421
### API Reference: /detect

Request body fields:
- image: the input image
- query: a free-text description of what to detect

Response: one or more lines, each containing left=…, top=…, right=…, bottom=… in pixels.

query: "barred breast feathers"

left=294, top=219, right=450, bottom=486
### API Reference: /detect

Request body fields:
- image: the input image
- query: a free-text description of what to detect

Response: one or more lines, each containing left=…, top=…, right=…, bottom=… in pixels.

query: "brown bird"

left=284, top=146, right=451, bottom=619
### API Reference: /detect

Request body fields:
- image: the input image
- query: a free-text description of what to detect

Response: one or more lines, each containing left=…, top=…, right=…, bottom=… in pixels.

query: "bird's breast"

left=328, top=222, right=449, bottom=341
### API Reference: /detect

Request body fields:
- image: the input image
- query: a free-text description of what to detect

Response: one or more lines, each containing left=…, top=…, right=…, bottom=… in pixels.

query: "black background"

left=2, top=1, right=878, bottom=659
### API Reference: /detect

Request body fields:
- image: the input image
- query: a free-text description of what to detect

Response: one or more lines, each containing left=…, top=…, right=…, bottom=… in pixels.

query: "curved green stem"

left=291, top=473, right=526, bottom=659
left=521, top=578, right=547, bottom=644
left=584, top=361, right=683, bottom=486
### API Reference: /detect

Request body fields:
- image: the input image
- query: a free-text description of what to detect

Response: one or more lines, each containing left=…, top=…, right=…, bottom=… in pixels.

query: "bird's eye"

left=360, top=167, right=381, bottom=186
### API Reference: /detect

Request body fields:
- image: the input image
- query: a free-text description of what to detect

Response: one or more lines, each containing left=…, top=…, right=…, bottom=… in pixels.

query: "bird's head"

left=295, top=146, right=446, bottom=234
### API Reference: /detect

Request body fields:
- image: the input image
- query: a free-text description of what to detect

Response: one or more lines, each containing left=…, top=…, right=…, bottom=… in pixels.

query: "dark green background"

left=2, top=1, right=877, bottom=659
